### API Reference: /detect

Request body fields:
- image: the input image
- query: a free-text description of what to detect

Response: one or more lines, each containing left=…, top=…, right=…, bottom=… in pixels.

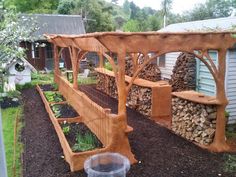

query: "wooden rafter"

left=47, top=32, right=236, bottom=153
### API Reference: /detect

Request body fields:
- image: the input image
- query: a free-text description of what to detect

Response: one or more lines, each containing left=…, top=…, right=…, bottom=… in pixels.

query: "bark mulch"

left=21, top=87, right=235, bottom=177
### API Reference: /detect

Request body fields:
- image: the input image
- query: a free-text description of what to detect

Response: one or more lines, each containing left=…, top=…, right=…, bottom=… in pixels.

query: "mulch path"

left=21, top=87, right=235, bottom=177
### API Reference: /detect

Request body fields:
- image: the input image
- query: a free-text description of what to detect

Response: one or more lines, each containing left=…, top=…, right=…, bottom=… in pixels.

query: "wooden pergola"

left=45, top=32, right=236, bottom=170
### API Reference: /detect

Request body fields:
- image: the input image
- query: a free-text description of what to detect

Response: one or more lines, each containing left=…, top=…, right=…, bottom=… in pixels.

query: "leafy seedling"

left=62, top=124, right=70, bottom=135
left=51, top=104, right=61, bottom=118
left=72, top=132, right=96, bottom=152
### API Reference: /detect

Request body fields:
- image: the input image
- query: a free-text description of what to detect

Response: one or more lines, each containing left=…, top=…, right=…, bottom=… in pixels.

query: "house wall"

left=159, top=52, right=180, bottom=80
left=226, top=49, right=236, bottom=123
left=163, top=50, right=236, bottom=123
left=62, top=48, right=72, bottom=69
left=20, top=41, right=45, bottom=70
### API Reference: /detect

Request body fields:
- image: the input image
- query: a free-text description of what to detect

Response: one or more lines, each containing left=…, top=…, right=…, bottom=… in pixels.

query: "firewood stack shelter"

left=45, top=32, right=236, bottom=171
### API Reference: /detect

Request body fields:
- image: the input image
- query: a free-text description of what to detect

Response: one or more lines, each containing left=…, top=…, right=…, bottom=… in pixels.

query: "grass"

left=31, top=72, right=54, bottom=85
left=2, top=107, right=23, bottom=177
left=78, top=77, right=97, bottom=85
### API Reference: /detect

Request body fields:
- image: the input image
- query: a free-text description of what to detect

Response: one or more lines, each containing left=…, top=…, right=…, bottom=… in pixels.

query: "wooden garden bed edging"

left=37, top=80, right=136, bottom=171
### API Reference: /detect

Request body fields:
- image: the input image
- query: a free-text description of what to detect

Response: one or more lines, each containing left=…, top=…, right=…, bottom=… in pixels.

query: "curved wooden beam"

left=193, top=51, right=218, bottom=83
left=102, top=52, right=118, bottom=83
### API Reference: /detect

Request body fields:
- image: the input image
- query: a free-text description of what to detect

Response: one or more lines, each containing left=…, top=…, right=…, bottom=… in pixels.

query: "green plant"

left=62, top=122, right=71, bottom=135
left=2, top=107, right=23, bottom=177
left=72, top=132, right=96, bottom=152
left=224, top=154, right=236, bottom=173
left=7, top=90, right=21, bottom=99
left=104, top=62, right=113, bottom=71
left=16, top=82, right=34, bottom=91
left=225, top=111, right=230, bottom=118
left=44, top=91, right=64, bottom=102
left=52, top=83, right=58, bottom=90
left=51, top=104, right=61, bottom=118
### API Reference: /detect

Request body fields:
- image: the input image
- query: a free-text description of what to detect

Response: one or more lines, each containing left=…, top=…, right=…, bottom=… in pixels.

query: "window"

left=158, top=54, right=166, bottom=67
left=31, top=42, right=39, bottom=59
left=46, top=43, right=53, bottom=59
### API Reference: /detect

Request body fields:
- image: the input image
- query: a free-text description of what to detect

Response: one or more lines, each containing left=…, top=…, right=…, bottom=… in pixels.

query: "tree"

left=147, top=14, right=162, bottom=31
left=129, top=1, right=140, bottom=19
left=57, top=0, right=76, bottom=14
left=111, top=0, right=118, bottom=5
left=182, top=0, right=235, bottom=21
left=4, top=0, right=59, bottom=13
left=161, top=0, right=173, bottom=27
left=122, top=0, right=130, bottom=16
left=123, top=19, right=140, bottom=32
left=0, top=10, right=38, bottom=90
left=70, top=0, right=114, bottom=32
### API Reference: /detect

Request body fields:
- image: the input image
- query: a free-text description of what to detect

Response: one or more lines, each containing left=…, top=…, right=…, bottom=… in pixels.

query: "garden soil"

left=21, top=87, right=235, bottom=177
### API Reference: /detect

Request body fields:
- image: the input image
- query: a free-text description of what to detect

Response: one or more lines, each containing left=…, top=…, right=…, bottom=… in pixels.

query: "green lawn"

left=2, top=107, right=23, bottom=177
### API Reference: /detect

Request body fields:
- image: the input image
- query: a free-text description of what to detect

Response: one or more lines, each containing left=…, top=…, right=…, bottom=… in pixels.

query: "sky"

left=106, top=0, right=207, bottom=14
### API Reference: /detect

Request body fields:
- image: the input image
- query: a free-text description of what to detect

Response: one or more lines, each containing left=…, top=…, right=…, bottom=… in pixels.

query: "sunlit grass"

left=2, top=107, right=23, bottom=177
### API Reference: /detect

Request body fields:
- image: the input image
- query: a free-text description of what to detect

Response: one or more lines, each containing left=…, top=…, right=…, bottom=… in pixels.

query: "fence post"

left=0, top=108, right=8, bottom=177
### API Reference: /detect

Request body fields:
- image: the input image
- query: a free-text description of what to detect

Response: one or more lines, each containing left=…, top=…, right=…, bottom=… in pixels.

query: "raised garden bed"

left=44, top=91, right=65, bottom=103
left=51, top=103, right=79, bottom=118
left=60, top=122, right=103, bottom=152
left=36, top=84, right=109, bottom=171
left=39, top=84, right=58, bottom=91
left=22, top=87, right=236, bottom=177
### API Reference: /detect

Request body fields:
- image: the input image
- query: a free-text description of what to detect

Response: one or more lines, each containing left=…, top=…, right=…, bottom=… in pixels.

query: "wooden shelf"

left=95, top=68, right=169, bottom=88
left=172, top=90, right=220, bottom=105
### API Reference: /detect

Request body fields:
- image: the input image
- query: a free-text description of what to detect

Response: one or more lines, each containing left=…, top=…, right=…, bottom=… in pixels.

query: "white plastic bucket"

left=84, top=152, right=130, bottom=177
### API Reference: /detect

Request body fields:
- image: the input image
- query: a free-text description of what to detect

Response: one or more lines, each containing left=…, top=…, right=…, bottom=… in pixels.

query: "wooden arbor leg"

left=53, top=45, right=60, bottom=80
left=209, top=49, right=230, bottom=152
left=69, top=47, right=79, bottom=90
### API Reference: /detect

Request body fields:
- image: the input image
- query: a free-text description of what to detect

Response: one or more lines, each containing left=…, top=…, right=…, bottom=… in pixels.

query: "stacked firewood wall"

left=172, top=97, right=217, bottom=145
left=170, top=53, right=196, bottom=91
left=125, top=57, right=161, bottom=82
left=96, top=72, right=152, bottom=117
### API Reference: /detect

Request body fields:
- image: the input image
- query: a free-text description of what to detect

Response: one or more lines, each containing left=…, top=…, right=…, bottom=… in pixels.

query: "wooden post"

left=99, top=53, right=104, bottom=68
left=53, top=45, right=60, bottom=83
left=70, top=47, right=79, bottom=90
left=117, top=49, right=127, bottom=120
left=210, top=49, right=230, bottom=151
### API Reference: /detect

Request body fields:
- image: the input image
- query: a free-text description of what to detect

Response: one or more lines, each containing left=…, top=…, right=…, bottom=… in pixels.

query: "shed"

left=158, top=17, right=236, bottom=123
left=20, top=14, right=86, bottom=70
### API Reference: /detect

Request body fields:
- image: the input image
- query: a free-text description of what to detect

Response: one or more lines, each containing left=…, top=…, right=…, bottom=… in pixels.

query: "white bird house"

left=4, top=58, right=36, bottom=91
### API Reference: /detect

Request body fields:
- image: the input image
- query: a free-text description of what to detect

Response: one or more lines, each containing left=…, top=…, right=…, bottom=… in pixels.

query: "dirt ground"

left=21, top=87, right=235, bottom=177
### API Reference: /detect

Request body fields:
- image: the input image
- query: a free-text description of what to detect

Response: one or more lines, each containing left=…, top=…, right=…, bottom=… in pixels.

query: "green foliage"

left=57, top=0, right=115, bottom=32
left=16, top=82, right=34, bottom=90
left=224, top=154, right=236, bottom=173
left=61, top=121, right=71, bottom=135
left=51, top=104, right=61, bottom=118
left=78, top=77, right=97, bottom=85
left=7, top=90, right=21, bottom=98
left=72, top=132, right=96, bottom=152
left=31, top=72, right=54, bottom=85
left=2, top=107, right=23, bottom=177
left=123, top=19, right=140, bottom=32
left=4, top=0, right=59, bottom=13
left=52, top=83, right=59, bottom=90
left=104, top=62, right=113, bottom=71
left=57, top=0, right=76, bottom=14
left=0, top=10, right=38, bottom=66
left=44, top=91, right=64, bottom=102
left=182, top=0, right=235, bottom=21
